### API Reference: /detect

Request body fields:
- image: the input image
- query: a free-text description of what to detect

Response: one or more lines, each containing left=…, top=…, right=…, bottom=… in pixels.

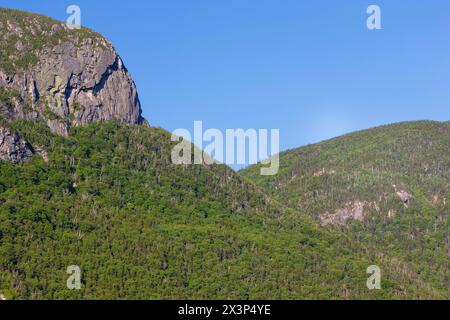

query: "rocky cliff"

left=0, top=125, right=33, bottom=163
left=0, top=8, right=144, bottom=142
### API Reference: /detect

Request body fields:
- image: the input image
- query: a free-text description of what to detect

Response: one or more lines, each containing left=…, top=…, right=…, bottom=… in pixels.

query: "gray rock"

left=393, top=185, right=413, bottom=207
left=319, top=201, right=366, bottom=226
left=0, top=126, right=33, bottom=163
left=0, top=9, right=144, bottom=136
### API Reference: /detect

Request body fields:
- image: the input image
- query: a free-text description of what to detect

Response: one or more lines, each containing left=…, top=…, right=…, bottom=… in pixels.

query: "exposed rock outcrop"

left=319, top=201, right=366, bottom=226
left=0, top=126, right=33, bottom=163
left=393, top=185, right=413, bottom=207
left=0, top=8, right=144, bottom=136
left=34, top=145, right=49, bottom=162
left=313, top=168, right=336, bottom=177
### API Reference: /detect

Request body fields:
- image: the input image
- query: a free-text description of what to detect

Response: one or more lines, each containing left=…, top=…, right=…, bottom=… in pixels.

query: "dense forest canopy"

left=241, top=121, right=450, bottom=297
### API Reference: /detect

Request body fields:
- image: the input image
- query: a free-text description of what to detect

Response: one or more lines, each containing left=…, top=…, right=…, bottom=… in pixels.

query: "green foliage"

left=241, top=121, right=450, bottom=297
left=42, top=104, right=61, bottom=121
left=0, top=120, right=444, bottom=299
left=0, top=87, right=19, bottom=108
left=0, top=87, right=33, bottom=116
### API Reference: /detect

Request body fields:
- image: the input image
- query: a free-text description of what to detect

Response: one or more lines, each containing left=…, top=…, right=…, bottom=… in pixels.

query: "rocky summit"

left=0, top=8, right=143, bottom=141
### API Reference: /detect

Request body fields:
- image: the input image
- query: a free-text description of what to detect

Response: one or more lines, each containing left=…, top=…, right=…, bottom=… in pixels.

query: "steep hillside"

left=241, top=121, right=450, bottom=296
left=0, top=120, right=445, bottom=299
left=0, top=8, right=447, bottom=300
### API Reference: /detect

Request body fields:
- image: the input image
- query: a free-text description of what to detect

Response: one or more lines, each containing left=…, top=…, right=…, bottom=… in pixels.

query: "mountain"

left=0, top=8, right=447, bottom=300
left=0, top=8, right=143, bottom=137
left=240, top=121, right=450, bottom=297
left=1, top=119, right=445, bottom=299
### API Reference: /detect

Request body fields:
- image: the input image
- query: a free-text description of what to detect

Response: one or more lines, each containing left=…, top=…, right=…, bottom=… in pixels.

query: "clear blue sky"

left=3, top=0, right=450, bottom=154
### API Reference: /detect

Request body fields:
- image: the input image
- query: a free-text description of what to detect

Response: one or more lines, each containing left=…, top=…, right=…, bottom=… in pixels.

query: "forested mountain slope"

left=240, top=121, right=450, bottom=296
left=0, top=8, right=447, bottom=300
left=0, top=120, right=446, bottom=299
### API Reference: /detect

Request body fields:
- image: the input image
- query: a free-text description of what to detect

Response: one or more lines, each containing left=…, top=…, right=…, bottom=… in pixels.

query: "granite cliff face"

left=0, top=41, right=143, bottom=136
left=0, top=8, right=144, bottom=162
